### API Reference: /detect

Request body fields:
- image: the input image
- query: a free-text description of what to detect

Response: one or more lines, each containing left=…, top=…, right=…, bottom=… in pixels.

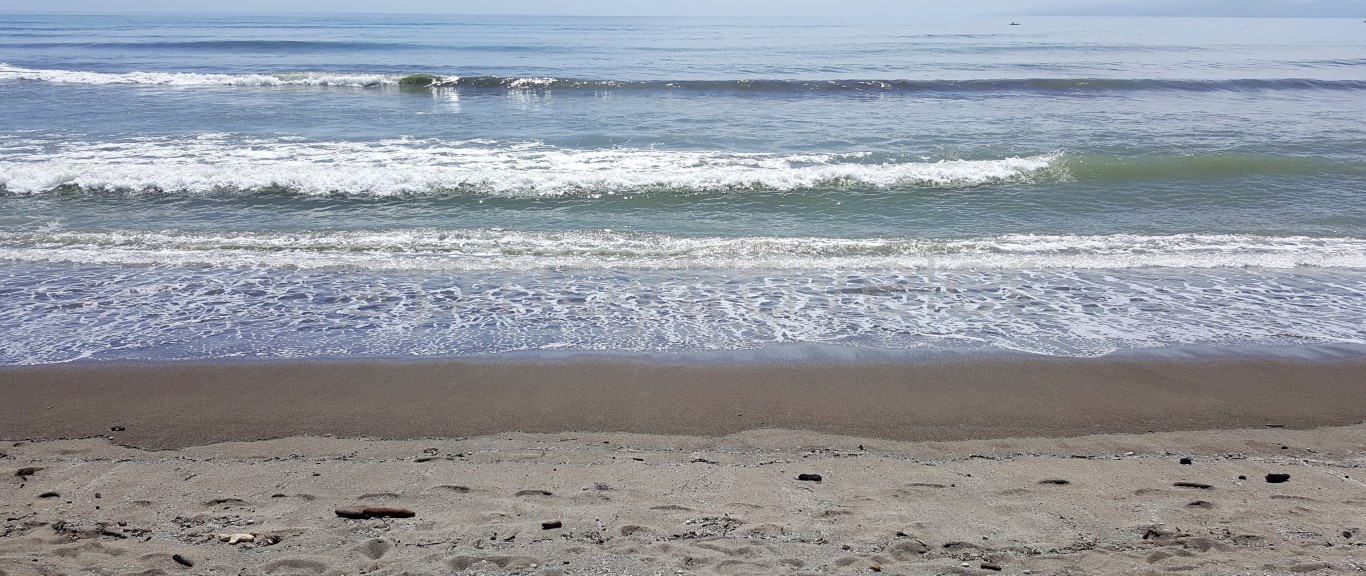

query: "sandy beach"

left=2, top=356, right=1365, bottom=575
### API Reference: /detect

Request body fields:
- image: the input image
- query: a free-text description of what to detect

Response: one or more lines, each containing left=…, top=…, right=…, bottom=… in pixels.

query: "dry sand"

left=2, top=356, right=1365, bottom=575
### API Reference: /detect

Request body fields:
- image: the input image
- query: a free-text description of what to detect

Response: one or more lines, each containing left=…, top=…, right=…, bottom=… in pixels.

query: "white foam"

left=3, top=263, right=1364, bottom=364
left=1, top=230, right=1362, bottom=271
left=0, top=63, right=404, bottom=87
left=0, top=135, right=1057, bottom=196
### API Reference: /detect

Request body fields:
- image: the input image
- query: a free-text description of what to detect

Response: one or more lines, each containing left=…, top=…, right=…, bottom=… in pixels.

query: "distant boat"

left=1010, top=22, right=1021, bottom=25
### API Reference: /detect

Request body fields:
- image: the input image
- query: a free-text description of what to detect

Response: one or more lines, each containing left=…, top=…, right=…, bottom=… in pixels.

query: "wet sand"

left=2, top=355, right=1365, bottom=449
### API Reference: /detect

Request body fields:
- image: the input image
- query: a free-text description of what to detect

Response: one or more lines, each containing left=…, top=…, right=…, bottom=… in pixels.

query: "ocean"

left=1, top=12, right=1364, bottom=364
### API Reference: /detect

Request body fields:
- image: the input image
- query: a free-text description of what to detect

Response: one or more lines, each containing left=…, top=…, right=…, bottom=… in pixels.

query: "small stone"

left=981, top=563, right=1003, bottom=572
left=38, top=491, right=59, bottom=498
left=110, top=425, right=125, bottom=432
left=15, top=467, right=41, bottom=477
left=1173, top=482, right=1213, bottom=489
left=1179, top=457, right=1192, bottom=465
left=94, top=492, right=101, bottom=499
left=1238, top=475, right=1247, bottom=480
left=362, top=507, right=415, bottom=518
left=1343, top=530, right=1353, bottom=539
left=171, top=554, right=194, bottom=568
left=1265, top=473, right=1291, bottom=484
left=312, top=472, right=321, bottom=476
left=870, top=561, right=882, bottom=572
left=1038, top=479, right=1070, bottom=485
left=797, top=474, right=822, bottom=482
left=542, top=520, right=563, bottom=530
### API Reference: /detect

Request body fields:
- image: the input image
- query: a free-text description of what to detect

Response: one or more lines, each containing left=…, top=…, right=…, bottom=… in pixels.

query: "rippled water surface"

left=2, top=13, right=1364, bottom=363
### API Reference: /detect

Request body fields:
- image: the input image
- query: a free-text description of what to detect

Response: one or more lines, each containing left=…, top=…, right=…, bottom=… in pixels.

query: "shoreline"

left=4, top=353, right=1365, bottom=450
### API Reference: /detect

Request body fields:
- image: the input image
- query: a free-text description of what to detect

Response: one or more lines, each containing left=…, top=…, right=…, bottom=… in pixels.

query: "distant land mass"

left=1033, top=0, right=1366, bottom=17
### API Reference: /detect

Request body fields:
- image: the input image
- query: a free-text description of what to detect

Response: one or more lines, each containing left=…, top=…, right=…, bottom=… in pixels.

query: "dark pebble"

left=1265, top=473, right=1291, bottom=484
left=1038, top=479, right=1071, bottom=485
left=1344, top=530, right=1353, bottom=539
left=1238, top=475, right=1247, bottom=480
left=1179, top=457, right=1192, bottom=465
left=94, top=492, right=101, bottom=499
left=797, top=474, right=822, bottom=482
left=38, top=491, right=60, bottom=498
left=981, top=563, right=1003, bottom=571
left=110, top=425, right=125, bottom=432
left=172, top=554, right=194, bottom=568
left=542, top=520, right=563, bottom=530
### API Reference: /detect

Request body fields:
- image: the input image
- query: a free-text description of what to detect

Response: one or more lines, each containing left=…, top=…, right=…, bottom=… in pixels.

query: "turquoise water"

left=2, top=13, right=1365, bottom=363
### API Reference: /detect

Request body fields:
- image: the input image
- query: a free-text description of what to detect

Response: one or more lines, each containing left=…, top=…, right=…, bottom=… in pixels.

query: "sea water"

left=1, top=12, right=1364, bottom=363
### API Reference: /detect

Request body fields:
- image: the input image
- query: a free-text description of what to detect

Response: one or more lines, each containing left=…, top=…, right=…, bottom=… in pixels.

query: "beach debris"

left=870, top=561, right=882, bottom=571
left=797, top=474, right=823, bottom=482
left=334, top=506, right=414, bottom=519
left=216, top=533, right=255, bottom=545
left=541, top=520, right=563, bottom=530
left=1180, top=457, right=1193, bottom=465
left=335, top=507, right=368, bottom=519
left=516, top=489, right=553, bottom=497
left=1174, top=482, right=1213, bottom=489
left=171, top=553, right=194, bottom=568
left=1265, top=473, right=1291, bottom=483
left=1038, top=479, right=1071, bottom=485
left=110, top=425, right=125, bottom=432
left=981, top=563, right=1004, bottom=571
left=38, top=491, right=60, bottom=498
left=364, top=507, right=416, bottom=518
left=15, top=467, right=42, bottom=477
left=1266, top=423, right=1285, bottom=428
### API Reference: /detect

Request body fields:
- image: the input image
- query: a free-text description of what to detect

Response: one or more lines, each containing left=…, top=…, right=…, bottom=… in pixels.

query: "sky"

left=0, top=0, right=1361, bottom=17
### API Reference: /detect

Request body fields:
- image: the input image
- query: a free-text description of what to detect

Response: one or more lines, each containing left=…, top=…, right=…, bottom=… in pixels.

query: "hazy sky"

left=0, top=0, right=1360, bottom=18
left=0, top=0, right=1040, bottom=17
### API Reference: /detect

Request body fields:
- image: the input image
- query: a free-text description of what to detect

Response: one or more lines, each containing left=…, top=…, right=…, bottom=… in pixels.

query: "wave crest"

left=0, top=136, right=1057, bottom=196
